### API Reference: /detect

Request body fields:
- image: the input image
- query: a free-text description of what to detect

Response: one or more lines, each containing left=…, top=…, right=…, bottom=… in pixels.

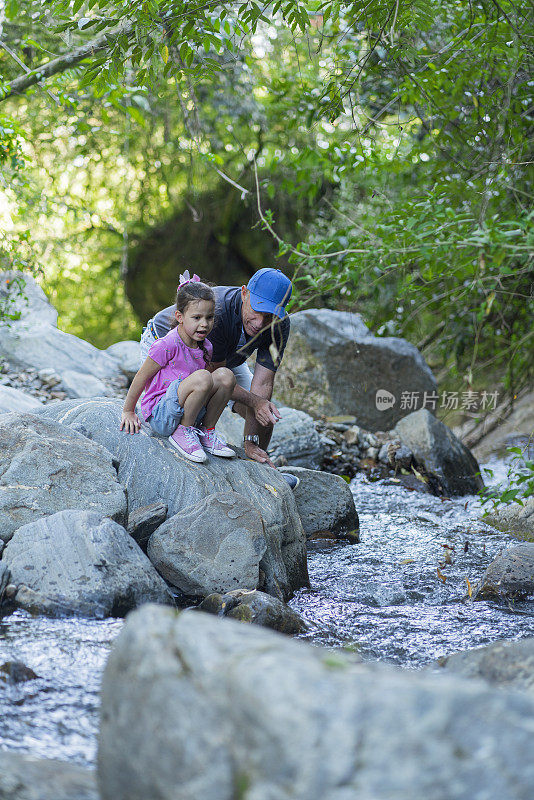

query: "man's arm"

left=210, top=361, right=281, bottom=465
left=244, top=365, right=281, bottom=465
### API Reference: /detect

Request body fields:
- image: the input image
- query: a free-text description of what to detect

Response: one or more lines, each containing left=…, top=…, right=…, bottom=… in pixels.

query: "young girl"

left=120, top=273, right=236, bottom=463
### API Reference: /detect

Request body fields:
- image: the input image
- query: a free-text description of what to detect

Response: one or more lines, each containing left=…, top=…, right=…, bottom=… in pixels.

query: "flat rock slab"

left=98, top=604, right=534, bottom=800
left=433, top=637, right=534, bottom=694
left=0, top=752, right=98, bottom=800
left=0, top=385, right=43, bottom=414
left=474, top=542, right=534, bottom=600
left=280, top=466, right=359, bottom=542
left=0, top=412, right=127, bottom=545
left=199, top=589, right=308, bottom=634
left=275, top=308, right=437, bottom=430
left=2, top=510, right=173, bottom=617
left=60, top=370, right=112, bottom=399
left=394, top=408, right=484, bottom=496
left=148, top=492, right=267, bottom=598
left=0, top=322, right=122, bottom=382
left=36, top=398, right=309, bottom=601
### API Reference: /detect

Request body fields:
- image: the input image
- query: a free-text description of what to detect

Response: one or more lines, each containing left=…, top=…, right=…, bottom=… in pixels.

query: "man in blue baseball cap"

left=141, top=268, right=296, bottom=485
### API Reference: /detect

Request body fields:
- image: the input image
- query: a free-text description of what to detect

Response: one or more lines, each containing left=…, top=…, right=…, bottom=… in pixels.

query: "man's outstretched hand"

left=252, top=396, right=281, bottom=427
left=244, top=440, right=275, bottom=467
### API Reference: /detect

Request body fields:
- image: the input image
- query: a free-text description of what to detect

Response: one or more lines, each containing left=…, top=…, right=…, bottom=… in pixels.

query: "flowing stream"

left=1, top=456, right=532, bottom=767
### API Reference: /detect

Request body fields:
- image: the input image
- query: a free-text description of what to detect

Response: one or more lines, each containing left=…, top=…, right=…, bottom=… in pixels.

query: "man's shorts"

left=140, top=319, right=253, bottom=410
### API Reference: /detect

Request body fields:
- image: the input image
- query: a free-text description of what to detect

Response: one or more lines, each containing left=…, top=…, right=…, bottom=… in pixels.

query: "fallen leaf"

left=436, top=567, right=447, bottom=583
left=264, top=484, right=278, bottom=497
left=411, top=466, right=427, bottom=483
left=400, top=558, right=415, bottom=565
left=464, top=541, right=469, bottom=552
left=466, top=577, right=473, bottom=598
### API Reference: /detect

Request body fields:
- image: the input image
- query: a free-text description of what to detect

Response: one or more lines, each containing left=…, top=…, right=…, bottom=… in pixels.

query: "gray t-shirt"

left=152, top=285, right=290, bottom=372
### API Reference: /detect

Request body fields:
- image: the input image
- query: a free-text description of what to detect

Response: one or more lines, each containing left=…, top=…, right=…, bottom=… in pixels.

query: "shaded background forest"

left=1, top=0, right=532, bottom=415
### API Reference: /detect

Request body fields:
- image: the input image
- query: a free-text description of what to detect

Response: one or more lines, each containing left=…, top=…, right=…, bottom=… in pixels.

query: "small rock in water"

left=474, top=542, right=534, bottom=600
left=0, top=660, right=40, bottom=683
left=199, top=589, right=308, bottom=634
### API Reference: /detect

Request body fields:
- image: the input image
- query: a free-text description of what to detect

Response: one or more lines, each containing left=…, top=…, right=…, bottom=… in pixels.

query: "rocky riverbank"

left=1, top=270, right=533, bottom=799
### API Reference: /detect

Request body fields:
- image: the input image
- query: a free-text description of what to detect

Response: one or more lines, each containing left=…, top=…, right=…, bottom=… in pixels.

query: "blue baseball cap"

left=247, top=268, right=292, bottom=318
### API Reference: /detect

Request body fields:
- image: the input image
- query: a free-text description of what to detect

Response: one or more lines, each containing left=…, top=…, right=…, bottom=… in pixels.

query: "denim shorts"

left=148, top=378, right=206, bottom=437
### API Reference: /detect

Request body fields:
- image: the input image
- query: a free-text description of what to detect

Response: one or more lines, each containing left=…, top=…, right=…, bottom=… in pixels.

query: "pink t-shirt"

left=140, top=328, right=213, bottom=421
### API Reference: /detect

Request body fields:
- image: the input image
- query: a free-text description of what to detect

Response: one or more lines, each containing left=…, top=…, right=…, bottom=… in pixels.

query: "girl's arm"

left=120, top=357, right=161, bottom=434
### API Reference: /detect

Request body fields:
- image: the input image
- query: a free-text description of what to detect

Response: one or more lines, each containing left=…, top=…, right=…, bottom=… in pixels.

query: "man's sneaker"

left=198, top=427, right=236, bottom=458
left=281, top=472, right=300, bottom=490
left=168, top=425, right=207, bottom=463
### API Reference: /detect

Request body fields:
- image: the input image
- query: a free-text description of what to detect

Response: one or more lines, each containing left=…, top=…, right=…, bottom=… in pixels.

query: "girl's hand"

left=120, top=410, right=141, bottom=434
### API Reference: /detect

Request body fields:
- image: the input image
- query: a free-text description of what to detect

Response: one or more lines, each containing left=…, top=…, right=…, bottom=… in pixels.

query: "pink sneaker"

left=198, top=427, right=235, bottom=458
left=168, top=425, right=207, bottom=463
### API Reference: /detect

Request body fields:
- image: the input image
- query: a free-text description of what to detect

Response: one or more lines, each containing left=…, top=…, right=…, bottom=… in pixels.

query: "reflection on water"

left=0, top=614, right=121, bottom=765
left=290, top=469, right=534, bottom=665
left=0, top=459, right=533, bottom=766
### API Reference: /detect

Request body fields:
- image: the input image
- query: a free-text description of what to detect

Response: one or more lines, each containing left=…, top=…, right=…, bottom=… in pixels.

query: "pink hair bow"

left=178, top=269, right=201, bottom=289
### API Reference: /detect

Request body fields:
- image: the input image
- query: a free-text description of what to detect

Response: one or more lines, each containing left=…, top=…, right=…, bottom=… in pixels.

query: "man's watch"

left=243, top=435, right=260, bottom=446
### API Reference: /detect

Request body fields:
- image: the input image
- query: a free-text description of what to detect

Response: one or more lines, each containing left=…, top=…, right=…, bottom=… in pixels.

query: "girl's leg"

left=176, top=369, right=214, bottom=426
left=203, top=368, right=237, bottom=428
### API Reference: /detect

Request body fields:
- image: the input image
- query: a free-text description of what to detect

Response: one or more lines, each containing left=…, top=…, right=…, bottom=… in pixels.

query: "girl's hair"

left=170, top=279, right=215, bottom=366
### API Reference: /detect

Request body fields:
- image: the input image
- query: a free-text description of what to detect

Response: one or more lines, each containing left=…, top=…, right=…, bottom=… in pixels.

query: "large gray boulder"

left=0, top=752, right=98, bottom=800
left=36, top=399, right=309, bottom=601
left=106, top=340, right=140, bottom=380
left=98, top=605, right=534, bottom=800
left=394, top=409, right=484, bottom=496
left=147, top=492, right=267, bottom=598
left=0, top=384, right=43, bottom=414
left=0, top=272, right=122, bottom=381
left=275, top=309, right=437, bottom=430
left=474, top=542, right=534, bottom=600
left=217, top=405, right=323, bottom=469
left=0, top=323, right=122, bottom=381
left=0, top=270, right=58, bottom=327
left=280, top=466, right=359, bottom=542
left=0, top=412, right=127, bottom=545
left=433, top=637, right=534, bottom=695
left=2, top=510, right=173, bottom=617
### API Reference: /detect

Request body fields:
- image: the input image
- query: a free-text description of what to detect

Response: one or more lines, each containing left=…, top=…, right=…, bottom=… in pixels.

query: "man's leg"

left=229, top=362, right=254, bottom=419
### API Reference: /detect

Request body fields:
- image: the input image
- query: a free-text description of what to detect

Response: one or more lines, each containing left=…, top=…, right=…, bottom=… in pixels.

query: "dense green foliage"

left=1, top=0, right=532, bottom=402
